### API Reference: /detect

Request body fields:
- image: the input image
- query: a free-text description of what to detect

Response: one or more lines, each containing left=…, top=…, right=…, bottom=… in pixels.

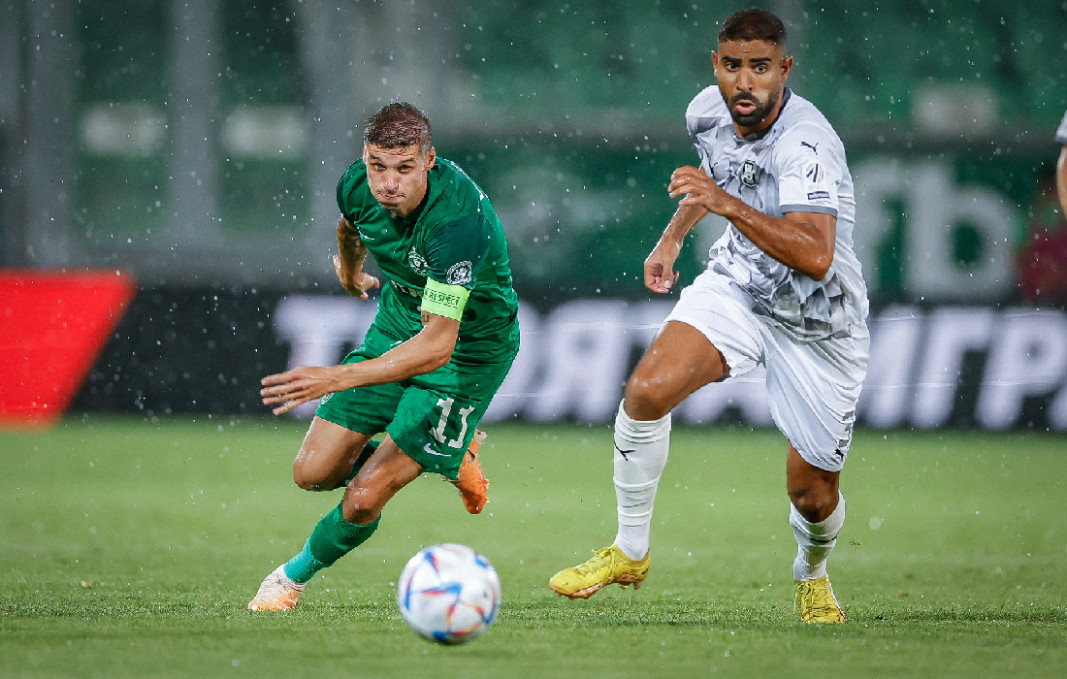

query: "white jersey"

left=1057, top=110, right=1067, bottom=144
left=686, top=86, right=868, bottom=340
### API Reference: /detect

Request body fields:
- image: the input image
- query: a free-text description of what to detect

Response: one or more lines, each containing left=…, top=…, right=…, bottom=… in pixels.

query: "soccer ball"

left=397, top=543, right=501, bottom=645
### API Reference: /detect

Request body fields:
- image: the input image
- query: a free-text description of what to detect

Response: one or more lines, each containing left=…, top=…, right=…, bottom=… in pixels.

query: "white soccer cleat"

left=248, top=565, right=305, bottom=611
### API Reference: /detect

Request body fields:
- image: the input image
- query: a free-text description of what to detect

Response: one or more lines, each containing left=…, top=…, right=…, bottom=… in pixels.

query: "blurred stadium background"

left=1, top=0, right=1066, bottom=431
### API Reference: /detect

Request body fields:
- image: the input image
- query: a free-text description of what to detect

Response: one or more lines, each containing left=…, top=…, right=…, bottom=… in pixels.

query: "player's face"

left=363, top=143, right=436, bottom=218
left=712, top=39, right=793, bottom=136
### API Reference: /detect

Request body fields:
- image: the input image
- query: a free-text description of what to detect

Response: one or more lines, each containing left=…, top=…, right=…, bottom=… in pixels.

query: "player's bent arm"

left=334, top=217, right=380, bottom=299
left=727, top=201, right=836, bottom=280
left=341, top=312, right=460, bottom=382
left=669, top=164, right=836, bottom=280
left=753, top=209, right=836, bottom=281
left=645, top=202, right=708, bottom=293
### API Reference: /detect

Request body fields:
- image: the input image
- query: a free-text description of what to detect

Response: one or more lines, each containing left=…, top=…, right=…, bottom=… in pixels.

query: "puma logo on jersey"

left=801, top=141, right=819, bottom=154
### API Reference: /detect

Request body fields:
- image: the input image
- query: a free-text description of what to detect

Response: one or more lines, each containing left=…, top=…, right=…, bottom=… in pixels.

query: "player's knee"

left=342, top=489, right=383, bottom=525
left=788, top=486, right=837, bottom=523
left=292, top=460, right=333, bottom=491
left=292, top=473, right=325, bottom=491
left=623, top=376, right=674, bottom=420
left=344, top=505, right=380, bottom=525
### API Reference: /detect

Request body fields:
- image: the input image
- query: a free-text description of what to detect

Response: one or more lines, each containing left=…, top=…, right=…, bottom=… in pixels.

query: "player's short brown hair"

left=363, top=102, right=433, bottom=153
left=718, top=8, right=787, bottom=47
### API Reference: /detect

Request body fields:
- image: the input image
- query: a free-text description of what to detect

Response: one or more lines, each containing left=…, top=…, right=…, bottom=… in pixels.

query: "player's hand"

left=668, top=165, right=728, bottom=213
left=643, top=242, right=682, bottom=294
left=260, top=366, right=340, bottom=416
left=332, top=254, right=380, bottom=299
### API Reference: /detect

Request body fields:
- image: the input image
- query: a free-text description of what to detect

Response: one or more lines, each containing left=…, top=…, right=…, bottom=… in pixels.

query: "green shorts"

left=315, top=324, right=513, bottom=479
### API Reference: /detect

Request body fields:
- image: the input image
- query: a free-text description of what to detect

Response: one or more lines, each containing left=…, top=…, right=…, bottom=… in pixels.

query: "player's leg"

left=549, top=320, right=728, bottom=599
left=787, top=444, right=847, bottom=622
left=765, top=323, right=869, bottom=623
left=613, top=320, right=729, bottom=559
left=285, top=436, right=420, bottom=585
left=249, top=435, right=422, bottom=611
left=249, top=418, right=378, bottom=611
left=415, top=358, right=513, bottom=515
left=291, top=416, right=375, bottom=491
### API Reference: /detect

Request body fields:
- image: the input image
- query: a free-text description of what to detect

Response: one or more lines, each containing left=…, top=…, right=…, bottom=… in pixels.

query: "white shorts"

left=664, top=268, right=870, bottom=472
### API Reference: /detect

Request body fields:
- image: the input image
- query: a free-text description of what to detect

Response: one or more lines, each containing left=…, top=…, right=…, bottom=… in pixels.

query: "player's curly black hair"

left=363, top=102, right=433, bottom=153
left=719, top=8, right=787, bottom=47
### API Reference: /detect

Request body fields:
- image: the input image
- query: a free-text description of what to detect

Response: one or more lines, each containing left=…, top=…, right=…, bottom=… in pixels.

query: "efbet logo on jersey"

left=740, top=160, right=760, bottom=187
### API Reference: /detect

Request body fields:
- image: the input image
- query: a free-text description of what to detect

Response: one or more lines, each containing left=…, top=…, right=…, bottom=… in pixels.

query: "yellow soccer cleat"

left=450, top=429, right=489, bottom=515
left=248, top=565, right=306, bottom=611
left=549, top=545, right=650, bottom=599
left=795, top=574, right=846, bottom=623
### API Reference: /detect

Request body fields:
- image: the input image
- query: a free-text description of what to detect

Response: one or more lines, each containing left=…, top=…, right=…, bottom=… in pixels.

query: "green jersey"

left=336, top=157, right=519, bottom=366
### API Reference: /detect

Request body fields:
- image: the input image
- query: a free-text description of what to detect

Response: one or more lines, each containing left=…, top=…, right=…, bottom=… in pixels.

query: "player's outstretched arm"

left=260, top=313, right=460, bottom=416
left=334, top=217, right=380, bottom=299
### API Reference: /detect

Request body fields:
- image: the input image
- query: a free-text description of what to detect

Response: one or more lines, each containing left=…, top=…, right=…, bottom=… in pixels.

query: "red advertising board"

left=0, top=270, right=135, bottom=427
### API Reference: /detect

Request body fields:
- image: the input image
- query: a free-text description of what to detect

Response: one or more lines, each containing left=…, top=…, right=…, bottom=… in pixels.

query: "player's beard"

left=729, top=91, right=778, bottom=129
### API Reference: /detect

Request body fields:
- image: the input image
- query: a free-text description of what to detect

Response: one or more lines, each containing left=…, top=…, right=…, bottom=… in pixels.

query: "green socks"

left=282, top=504, right=380, bottom=583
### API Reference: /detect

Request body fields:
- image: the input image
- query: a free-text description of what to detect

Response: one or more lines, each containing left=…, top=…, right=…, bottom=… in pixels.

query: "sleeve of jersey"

left=420, top=214, right=492, bottom=320
left=776, top=127, right=841, bottom=218
left=335, top=161, right=376, bottom=224
left=686, top=87, right=719, bottom=170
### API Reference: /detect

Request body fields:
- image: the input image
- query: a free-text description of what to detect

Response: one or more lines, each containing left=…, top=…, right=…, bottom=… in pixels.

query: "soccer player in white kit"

left=549, top=8, right=870, bottom=623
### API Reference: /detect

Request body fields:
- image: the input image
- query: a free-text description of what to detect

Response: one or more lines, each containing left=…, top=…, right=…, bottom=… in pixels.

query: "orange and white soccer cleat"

left=450, top=429, right=489, bottom=514
left=248, top=565, right=305, bottom=611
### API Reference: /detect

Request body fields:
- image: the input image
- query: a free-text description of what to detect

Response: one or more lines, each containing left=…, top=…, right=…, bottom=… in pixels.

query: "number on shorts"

left=432, top=397, right=475, bottom=448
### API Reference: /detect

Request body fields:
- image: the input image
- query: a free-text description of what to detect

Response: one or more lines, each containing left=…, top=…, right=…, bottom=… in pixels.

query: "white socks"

left=612, top=401, right=671, bottom=561
left=789, top=492, right=846, bottom=581
left=610, top=397, right=846, bottom=579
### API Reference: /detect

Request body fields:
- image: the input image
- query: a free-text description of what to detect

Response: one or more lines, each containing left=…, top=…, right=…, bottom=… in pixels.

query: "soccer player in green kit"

left=249, top=102, right=520, bottom=611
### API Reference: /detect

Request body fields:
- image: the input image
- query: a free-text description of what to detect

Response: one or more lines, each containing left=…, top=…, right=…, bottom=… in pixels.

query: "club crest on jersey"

left=740, top=160, right=760, bottom=187
left=447, top=261, right=474, bottom=285
left=407, top=248, right=428, bottom=275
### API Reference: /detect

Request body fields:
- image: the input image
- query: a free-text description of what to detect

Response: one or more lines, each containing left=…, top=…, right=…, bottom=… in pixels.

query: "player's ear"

left=780, top=54, right=794, bottom=81
left=426, top=146, right=436, bottom=169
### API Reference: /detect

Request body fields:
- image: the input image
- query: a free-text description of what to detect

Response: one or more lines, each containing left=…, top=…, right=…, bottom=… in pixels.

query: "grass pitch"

left=2, top=416, right=1064, bottom=678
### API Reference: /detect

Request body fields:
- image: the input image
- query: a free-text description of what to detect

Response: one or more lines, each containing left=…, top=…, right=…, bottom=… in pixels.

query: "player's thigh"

left=388, top=362, right=511, bottom=480
left=625, top=320, right=729, bottom=419
left=292, top=416, right=375, bottom=489
left=765, top=324, right=870, bottom=472
left=629, top=270, right=766, bottom=418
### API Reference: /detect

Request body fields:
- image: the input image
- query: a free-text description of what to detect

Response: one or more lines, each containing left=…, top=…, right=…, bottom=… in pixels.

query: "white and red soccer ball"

left=397, top=543, right=501, bottom=645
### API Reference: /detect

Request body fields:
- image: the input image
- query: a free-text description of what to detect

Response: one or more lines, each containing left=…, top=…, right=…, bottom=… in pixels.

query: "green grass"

left=2, top=417, right=1065, bottom=678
